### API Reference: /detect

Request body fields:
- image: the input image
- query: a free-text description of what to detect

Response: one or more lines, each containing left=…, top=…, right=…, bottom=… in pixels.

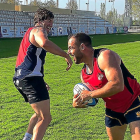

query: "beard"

left=74, top=54, right=83, bottom=64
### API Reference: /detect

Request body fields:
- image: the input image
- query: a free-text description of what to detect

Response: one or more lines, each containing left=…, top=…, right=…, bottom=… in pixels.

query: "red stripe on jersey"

left=16, top=27, right=34, bottom=67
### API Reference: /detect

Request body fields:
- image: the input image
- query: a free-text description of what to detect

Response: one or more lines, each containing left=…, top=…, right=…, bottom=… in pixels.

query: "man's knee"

left=31, top=100, right=52, bottom=124
left=30, top=113, right=38, bottom=121
left=37, top=113, right=52, bottom=124
left=130, top=120, right=140, bottom=140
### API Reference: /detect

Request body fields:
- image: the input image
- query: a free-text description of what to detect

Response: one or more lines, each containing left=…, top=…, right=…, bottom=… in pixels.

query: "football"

left=73, top=83, right=98, bottom=106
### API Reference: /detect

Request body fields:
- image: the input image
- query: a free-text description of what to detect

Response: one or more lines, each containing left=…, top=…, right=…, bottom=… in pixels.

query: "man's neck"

left=85, top=49, right=94, bottom=73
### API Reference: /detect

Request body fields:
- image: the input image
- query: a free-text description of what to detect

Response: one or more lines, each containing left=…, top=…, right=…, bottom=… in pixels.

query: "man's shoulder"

left=98, top=49, right=116, bottom=60
left=32, top=26, right=48, bottom=36
left=27, top=26, right=35, bottom=31
left=33, top=26, right=44, bottom=31
left=98, top=49, right=120, bottom=66
left=29, top=26, right=42, bottom=33
left=94, top=48, right=108, bottom=58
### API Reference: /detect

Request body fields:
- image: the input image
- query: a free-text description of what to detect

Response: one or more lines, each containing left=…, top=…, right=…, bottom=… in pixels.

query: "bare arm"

left=80, top=50, right=124, bottom=101
left=91, top=50, right=124, bottom=98
left=30, top=27, right=72, bottom=70
left=32, top=27, right=67, bottom=57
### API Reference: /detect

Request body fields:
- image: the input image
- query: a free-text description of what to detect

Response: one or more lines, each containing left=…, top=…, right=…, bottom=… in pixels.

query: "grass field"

left=0, top=33, right=140, bottom=140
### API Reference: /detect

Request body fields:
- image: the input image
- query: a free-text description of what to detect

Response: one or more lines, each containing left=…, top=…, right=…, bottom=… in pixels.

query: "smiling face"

left=34, top=8, right=54, bottom=33
left=68, top=37, right=83, bottom=64
left=43, top=18, right=53, bottom=33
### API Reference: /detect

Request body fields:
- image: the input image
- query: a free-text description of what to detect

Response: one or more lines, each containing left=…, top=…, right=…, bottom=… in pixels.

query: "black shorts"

left=105, top=95, right=140, bottom=127
left=13, top=76, right=49, bottom=104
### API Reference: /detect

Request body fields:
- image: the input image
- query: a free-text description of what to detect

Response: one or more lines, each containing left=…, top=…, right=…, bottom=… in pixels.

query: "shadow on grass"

left=0, top=33, right=140, bottom=58
left=0, top=38, right=22, bottom=59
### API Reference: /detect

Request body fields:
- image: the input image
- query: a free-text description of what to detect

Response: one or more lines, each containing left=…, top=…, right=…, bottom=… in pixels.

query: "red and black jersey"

left=81, top=48, right=140, bottom=113
left=13, top=27, right=46, bottom=80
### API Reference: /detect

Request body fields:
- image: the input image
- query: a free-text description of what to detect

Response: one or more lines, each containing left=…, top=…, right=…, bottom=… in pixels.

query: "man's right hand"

left=65, top=54, right=73, bottom=71
left=73, top=94, right=87, bottom=108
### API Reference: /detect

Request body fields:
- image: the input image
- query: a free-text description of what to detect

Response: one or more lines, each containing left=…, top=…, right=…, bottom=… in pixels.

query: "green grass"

left=0, top=33, right=140, bottom=58
left=0, top=33, right=140, bottom=140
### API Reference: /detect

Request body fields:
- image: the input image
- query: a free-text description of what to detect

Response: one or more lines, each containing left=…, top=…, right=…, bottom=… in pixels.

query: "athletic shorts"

left=105, top=95, right=140, bottom=127
left=13, top=76, right=49, bottom=104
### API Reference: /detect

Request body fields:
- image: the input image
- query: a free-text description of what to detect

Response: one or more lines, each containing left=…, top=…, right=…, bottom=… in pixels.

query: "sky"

left=23, top=0, right=125, bottom=15
left=52, top=0, right=125, bottom=15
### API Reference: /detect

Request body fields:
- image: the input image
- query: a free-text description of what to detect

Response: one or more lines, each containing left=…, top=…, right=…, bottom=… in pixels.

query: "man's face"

left=68, top=37, right=83, bottom=64
left=44, top=18, right=53, bottom=33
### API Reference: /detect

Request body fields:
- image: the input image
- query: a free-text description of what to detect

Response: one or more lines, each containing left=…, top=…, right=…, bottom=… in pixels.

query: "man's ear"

left=80, top=43, right=85, bottom=51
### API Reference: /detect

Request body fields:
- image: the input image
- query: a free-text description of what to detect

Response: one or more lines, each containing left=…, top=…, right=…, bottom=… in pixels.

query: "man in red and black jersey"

left=68, top=33, right=140, bottom=140
left=13, top=8, right=72, bottom=140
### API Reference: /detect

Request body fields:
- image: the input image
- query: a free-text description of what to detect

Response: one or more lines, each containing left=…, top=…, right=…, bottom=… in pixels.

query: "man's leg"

left=125, top=96, right=140, bottom=140
left=31, top=99, right=51, bottom=140
left=129, top=120, right=140, bottom=140
left=105, top=108, right=127, bottom=140
left=106, top=124, right=127, bottom=140
left=26, top=113, right=38, bottom=134
left=23, top=113, right=38, bottom=140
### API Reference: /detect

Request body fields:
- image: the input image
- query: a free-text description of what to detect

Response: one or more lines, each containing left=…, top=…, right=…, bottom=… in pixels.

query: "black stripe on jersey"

left=120, top=61, right=135, bottom=95
left=94, top=48, right=106, bottom=58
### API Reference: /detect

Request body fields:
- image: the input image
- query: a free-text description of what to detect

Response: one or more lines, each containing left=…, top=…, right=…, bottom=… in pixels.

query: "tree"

left=42, top=0, right=57, bottom=8
left=112, top=8, right=118, bottom=25
left=0, top=0, right=7, bottom=3
left=100, top=3, right=106, bottom=19
left=30, top=0, right=57, bottom=8
left=106, top=10, right=113, bottom=24
left=0, top=0, right=21, bottom=4
left=66, top=0, right=78, bottom=10
left=30, top=0, right=42, bottom=6
left=132, top=0, right=140, bottom=19
left=105, top=9, right=124, bottom=26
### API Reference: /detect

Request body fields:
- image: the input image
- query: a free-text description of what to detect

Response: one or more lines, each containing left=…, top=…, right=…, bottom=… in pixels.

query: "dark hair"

left=34, top=8, right=54, bottom=25
left=70, top=33, right=92, bottom=48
